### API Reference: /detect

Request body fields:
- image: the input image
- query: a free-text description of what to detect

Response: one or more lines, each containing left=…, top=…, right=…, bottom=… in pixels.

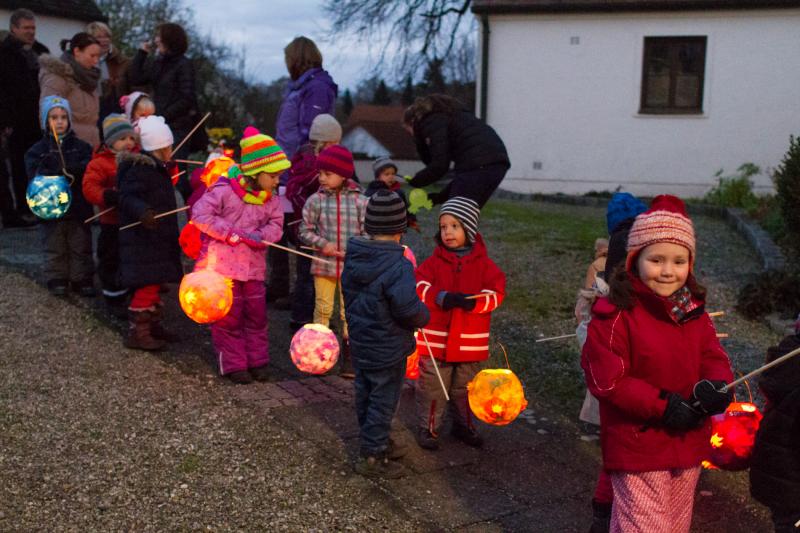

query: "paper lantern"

left=179, top=222, right=203, bottom=259
left=290, top=324, right=339, bottom=374
left=402, top=245, right=417, bottom=269
left=408, top=188, right=433, bottom=214
left=704, top=401, right=763, bottom=471
left=467, top=369, right=528, bottom=426
left=178, top=270, right=233, bottom=324
left=406, top=349, right=420, bottom=379
left=200, top=156, right=235, bottom=188
left=26, top=175, right=71, bottom=220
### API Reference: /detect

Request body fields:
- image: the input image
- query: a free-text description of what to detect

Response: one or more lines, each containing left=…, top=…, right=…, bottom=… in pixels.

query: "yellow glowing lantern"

left=290, top=324, right=340, bottom=374
left=178, top=270, right=233, bottom=324
left=467, top=369, right=528, bottom=426
left=200, top=156, right=235, bottom=188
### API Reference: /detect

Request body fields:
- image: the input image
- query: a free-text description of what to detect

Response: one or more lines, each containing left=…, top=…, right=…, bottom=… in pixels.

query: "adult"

left=0, top=8, right=49, bottom=227
left=39, top=32, right=102, bottom=148
left=86, top=21, right=130, bottom=127
left=272, top=36, right=338, bottom=303
left=403, top=94, right=510, bottom=208
left=128, top=22, right=200, bottom=199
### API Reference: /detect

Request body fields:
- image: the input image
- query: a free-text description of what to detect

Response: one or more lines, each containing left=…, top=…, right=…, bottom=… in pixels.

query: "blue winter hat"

left=606, top=192, right=647, bottom=234
left=40, top=95, right=73, bottom=132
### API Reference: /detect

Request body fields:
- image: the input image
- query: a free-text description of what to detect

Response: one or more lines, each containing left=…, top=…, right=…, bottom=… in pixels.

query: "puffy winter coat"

left=191, top=179, right=284, bottom=282
left=284, top=143, right=319, bottom=244
left=581, top=276, right=733, bottom=472
left=342, top=236, right=430, bottom=370
left=38, top=54, right=100, bottom=148
left=415, top=235, right=506, bottom=363
left=299, top=180, right=367, bottom=278
left=116, top=151, right=183, bottom=287
left=0, top=34, right=48, bottom=133
left=409, top=110, right=509, bottom=189
left=83, top=146, right=123, bottom=225
left=750, top=334, right=800, bottom=513
left=275, top=68, right=337, bottom=160
left=24, top=129, right=93, bottom=221
left=98, top=47, right=130, bottom=122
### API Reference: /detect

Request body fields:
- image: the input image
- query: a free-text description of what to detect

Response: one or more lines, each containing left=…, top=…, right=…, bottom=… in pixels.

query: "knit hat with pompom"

left=625, top=194, right=696, bottom=271
left=239, top=126, right=291, bottom=176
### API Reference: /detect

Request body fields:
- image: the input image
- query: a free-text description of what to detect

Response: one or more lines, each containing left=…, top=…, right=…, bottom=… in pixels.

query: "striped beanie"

left=626, top=194, right=696, bottom=270
left=317, top=144, right=354, bottom=178
left=365, top=190, right=407, bottom=235
left=239, top=126, right=291, bottom=176
left=440, top=196, right=480, bottom=244
left=102, top=114, right=135, bottom=146
left=373, top=156, right=398, bottom=178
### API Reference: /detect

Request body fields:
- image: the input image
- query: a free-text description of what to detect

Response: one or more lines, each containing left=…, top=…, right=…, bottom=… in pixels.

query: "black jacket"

left=128, top=50, right=198, bottom=134
left=750, top=334, right=800, bottom=513
left=409, top=111, right=509, bottom=188
left=116, top=151, right=183, bottom=287
left=342, top=236, right=429, bottom=370
left=0, top=35, right=49, bottom=133
left=24, top=130, right=93, bottom=221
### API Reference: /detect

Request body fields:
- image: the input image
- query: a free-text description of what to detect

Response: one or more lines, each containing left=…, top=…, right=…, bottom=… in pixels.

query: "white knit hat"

left=309, top=114, right=342, bottom=142
left=138, top=115, right=173, bottom=151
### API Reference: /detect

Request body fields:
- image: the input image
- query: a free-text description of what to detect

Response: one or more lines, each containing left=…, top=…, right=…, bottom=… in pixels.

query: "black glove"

left=140, top=209, right=158, bottom=230
left=662, top=393, right=704, bottom=431
left=442, top=292, right=477, bottom=311
left=102, top=189, right=119, bottom=207
left=691, top=380, right=733, bottom=415
left=427, top=190, right=445, bottom=206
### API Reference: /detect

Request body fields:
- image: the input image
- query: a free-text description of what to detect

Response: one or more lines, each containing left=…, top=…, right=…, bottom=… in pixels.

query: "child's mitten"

left=662, top=393, right=703, bottom=431
left=691, top=380, right=733, bottom=415
left=442, top=292, right=476, bottom=311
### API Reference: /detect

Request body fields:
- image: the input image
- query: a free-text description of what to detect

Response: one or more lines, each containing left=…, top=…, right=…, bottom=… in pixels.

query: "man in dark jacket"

left=342, top=190, right=429, bottom=479
left=0, top=9, right=49, bottom=227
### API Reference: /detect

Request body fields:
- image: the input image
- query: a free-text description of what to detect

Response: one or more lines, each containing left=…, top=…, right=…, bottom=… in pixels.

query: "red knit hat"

left=625, top=194, right=696, bottom=270
left=317, top=144, right=354, bottom=178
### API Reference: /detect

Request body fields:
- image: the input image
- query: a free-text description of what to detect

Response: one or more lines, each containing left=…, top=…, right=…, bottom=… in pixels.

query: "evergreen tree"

left=775, top=135, right=800, bottom=258
left=401, top=76, right=414, bottom=106
left=372, top=80, right=392, bottom=105
left=343, top=89, right=354, bottom=117
left=422, top=58, right=447, bottom=94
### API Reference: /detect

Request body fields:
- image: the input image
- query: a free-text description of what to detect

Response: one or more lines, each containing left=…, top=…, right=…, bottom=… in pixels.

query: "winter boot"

left=250, top=364, right=270, bottom=382
left=589, top=499, right=612, bottom=533
left=451, top=423, right=484, bottom=448
left=340, top=337, right=355, bottom=379
left=227, top=370, right=253, bottom=385
left=104, top=294, right=129, bottom=319
left=73, top=279, right=97, bottom=297
left=47, top=279, right=69, bottom=296
left=386, top=437, right=409, bottom=460
left=416, top=428, right=440, bottom=451
left=354, top=454, right=407, bottom=479
left=150, top=303, right=179, bottom=342
left=125, top=310, right=166, bottom=351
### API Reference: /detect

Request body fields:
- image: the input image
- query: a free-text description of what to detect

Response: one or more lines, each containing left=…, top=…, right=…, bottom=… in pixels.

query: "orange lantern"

left=467, top=369, right=528, bottom=426
left=200, top=156, right=235, bottom=188
left=290, top=324, right=340, bottom=374
left=178, top=270, right=233, bottom=324
left=704, top=401, right=763, bottom=471
left=405, top=349, right=420, bottom=379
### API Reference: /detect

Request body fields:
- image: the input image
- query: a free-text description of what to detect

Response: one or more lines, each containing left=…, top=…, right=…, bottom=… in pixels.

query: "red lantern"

left=405, top=349, right=420, bottom=379
left=704, top=401, right=763, bottom=471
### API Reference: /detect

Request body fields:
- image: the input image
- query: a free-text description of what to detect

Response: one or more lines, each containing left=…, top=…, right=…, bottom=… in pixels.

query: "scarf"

left=60, top=51, right=100, bottom=93
left=667, top=285, right=699, bottom=323
left=228, top=167, right=270, bottom=205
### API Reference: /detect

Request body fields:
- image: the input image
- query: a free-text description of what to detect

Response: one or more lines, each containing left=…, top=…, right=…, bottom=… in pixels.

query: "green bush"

left=774, top=135, right=800, bottom=260
left=704, top=163, right=760, bottom=209
left=737, top=270, right=800, bottom=320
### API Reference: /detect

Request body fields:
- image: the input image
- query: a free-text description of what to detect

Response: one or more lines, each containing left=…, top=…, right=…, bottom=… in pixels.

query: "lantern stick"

left=173, top=159, right=204, bottom=165
left=119, top=205, right=190, bottom=230
left=261, top=240, right=335, bottom=266
left=535, top=333, right=577, bottom=343
left=49, top=120, right=75, bottom=183
left=716, top=333, right=729, bottom=339
left=419, top=329, right=450, bottom=401
left=287, top=219, right=302, bottom=226
left=172, top=112, right=211, bottom=155
left=709, top=311, right=725, bottom=317
left=84, top=206, right=115, bottom=223
left=465, top=293, right=490, bottom=300
left=721, top=345, right=800, bottom=393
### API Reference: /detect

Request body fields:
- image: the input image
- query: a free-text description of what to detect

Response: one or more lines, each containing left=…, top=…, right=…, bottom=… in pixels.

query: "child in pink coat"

left=191, top=127, right=288, bottom=384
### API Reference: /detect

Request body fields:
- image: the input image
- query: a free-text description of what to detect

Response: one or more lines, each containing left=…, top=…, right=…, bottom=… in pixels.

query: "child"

left=581, top=195, right=734, bottom=533
left=299, top=144, right=368, bottom=378
left=119, top=91, right=155, bottom=129
left=414, top=197, right=506, bottom=450
left=191, top=127, right=287, bottom=384
left=750, top=326, right=800, bottom=533
left=285, top=113, right=342, bottom=332
left=116, top=115, right=183, bottom=350
left=83, top=114, right=137, bottom=315
left=365, top=156, right=417, bottom=231
left=25, top=96, right=94, bottom=296
left=342, top=190, right=430, bottom=478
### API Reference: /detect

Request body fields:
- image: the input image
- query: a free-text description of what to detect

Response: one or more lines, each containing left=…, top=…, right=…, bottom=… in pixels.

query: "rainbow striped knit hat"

left=239, top=126, right=291, bottom=176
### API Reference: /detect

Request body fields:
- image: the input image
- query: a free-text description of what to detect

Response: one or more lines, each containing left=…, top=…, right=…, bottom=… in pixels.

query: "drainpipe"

left=479, top=13, right=490, bottom=123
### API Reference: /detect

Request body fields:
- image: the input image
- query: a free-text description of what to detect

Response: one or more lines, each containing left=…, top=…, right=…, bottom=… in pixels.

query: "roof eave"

left=471, top=1, right=800, bottom=14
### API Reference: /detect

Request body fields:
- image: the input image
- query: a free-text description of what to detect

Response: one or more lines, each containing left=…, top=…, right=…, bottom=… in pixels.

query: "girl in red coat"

left=414, top=196, right=506, bottom=450
left=581, top=195, right=734, bottom=533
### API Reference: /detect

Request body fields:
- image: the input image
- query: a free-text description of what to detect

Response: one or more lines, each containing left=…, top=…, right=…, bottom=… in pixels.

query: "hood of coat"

left=39, top=53, right=76, bottom=82
left=116, top=150, right=159, bottom=176
left=287, top=67, right=338, bottom=97
left=432, top=232, right=488, bottom=265
left=345, top=236, right=404, bottom=286
left=631, top=274, right=705, bottom=324
left=317, top=178, right=361, bottom=196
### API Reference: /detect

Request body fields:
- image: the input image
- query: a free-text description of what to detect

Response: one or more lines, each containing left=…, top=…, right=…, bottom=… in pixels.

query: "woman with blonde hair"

left=85, top=21, right=130, bottom=124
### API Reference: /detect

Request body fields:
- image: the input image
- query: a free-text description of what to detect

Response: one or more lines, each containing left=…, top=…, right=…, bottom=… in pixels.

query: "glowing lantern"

left=467, top=369, right=528, bottom=426
left=200, top=156, right=235, bottom=188
left=402, top=245, right=417, bottom=268
left=405, top=349, right=420, bottom=379
left=26, top=175, right=71, bottom=220
left=178, top=270, right=233, bottom=324
left=704, top=401, right=763, bottom=471
left=179, top=222, right=203, bottom=259
left=290, top=324, right=340, bottom=374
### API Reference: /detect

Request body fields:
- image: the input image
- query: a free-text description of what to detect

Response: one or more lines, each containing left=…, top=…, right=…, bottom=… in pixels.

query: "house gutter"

left=479, top=13, right=490, bottom=122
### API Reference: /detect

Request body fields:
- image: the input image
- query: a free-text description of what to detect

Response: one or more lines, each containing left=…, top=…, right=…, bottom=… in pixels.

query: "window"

left=640, top=36, right=707, bottom=114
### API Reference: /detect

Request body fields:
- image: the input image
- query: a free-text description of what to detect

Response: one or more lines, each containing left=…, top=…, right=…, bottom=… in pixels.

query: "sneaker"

left=451, top=424, right=484, bottom=448
left=354, top=455, right=407, bottom=479
left=250, top=364, right=270, bottom=382
left=416, top=429, right=440, bottom=450
left=47, top=279, right=69, bottom=296
left=73, top=280, right=97, bottom=297
left=386, top=438, right=409, bottom=460
left=227, top=370, right=253, bottom=385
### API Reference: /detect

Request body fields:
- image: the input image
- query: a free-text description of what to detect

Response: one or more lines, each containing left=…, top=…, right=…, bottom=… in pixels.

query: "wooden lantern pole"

left=419, top=328, right=450, bottom=401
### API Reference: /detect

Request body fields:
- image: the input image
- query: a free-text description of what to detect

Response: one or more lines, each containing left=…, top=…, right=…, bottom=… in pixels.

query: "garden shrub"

left=704, top=163, right=760, bottom=210
left=736, top=270, right=800, bottom=320
left=774, top=135, right=800, bottom=259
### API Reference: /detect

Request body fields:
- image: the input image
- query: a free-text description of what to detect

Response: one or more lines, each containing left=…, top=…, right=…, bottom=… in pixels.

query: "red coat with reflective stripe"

left=415, top=234, right=505, bottom=362
left=581, top=276, right=733, bottom=472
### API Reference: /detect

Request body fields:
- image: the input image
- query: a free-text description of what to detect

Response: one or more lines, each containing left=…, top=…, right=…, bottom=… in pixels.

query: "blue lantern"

left=26, top=175, right=72, bottom=220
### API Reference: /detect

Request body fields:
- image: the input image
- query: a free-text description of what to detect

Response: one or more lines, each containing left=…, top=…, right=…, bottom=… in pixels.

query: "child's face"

left=319, top=169, right=346, bottom=191
left=48, top=107, right=69, bottom=135
left=636, top=242, right=691, bottom=297
left=256, top=171, right=281, bottom=192
left=439, top=214, right=466, bottom=249
left=111, top=134, right=137, bottom=153
left=377, top=167, right=397, bottom=186
left=133, top=98, right=155, bottom=120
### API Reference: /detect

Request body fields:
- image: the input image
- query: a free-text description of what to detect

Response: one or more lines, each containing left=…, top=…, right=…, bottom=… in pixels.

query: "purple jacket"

left=191, top=180, right=284, bottom=282
left=275, top=68, right=337, bottom=161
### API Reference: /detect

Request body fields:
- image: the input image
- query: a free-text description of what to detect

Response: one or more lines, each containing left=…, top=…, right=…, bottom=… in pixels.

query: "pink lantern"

left=178, top=270, right=233, bottom=324
left=290, top=324, right=340, bottom=374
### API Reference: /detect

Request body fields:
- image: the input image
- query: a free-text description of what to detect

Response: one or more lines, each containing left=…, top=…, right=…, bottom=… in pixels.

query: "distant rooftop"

left=472, top=0, right=800, bottom=14
left=0, top=0, right=105, bottom=22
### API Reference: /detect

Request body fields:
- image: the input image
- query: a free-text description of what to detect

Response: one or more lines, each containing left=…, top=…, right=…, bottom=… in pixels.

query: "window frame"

left=639, top=35, right=707, bottom=115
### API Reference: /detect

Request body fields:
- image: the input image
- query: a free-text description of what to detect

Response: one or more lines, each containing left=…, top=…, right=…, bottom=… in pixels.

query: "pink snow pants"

left=211, top=280, right=268, bottom=375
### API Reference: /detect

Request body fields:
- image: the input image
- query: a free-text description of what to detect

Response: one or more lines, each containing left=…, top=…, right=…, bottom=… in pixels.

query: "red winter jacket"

left=581, top=276, right=733, bottom=472
left=415, top=234, right=506, bottom=362
left=82, top=146, right=120, bottom=225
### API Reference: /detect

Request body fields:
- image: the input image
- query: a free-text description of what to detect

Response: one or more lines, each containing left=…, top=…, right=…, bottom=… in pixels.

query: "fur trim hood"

left=116, top=150, right=156, bottom=168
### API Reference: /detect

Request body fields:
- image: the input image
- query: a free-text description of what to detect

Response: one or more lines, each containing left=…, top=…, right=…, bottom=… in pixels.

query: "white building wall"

left=485, top=9, right=800, bottom=197
left=0, top=10, right=88, bottom=56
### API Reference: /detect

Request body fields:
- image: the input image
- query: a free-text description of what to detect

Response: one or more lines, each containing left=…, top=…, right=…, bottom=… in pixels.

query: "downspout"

left=479, top=13, right=490, bottom=122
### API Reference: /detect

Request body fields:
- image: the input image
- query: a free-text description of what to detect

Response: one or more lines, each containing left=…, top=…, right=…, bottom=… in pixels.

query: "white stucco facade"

left=1, top=10, right=88, bottom=55
left=481, top=9, right=800, bottom=197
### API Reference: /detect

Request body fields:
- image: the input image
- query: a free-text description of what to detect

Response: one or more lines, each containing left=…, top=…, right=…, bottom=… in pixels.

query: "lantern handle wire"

left=419, top=328, right=450, bottom=401
left=49, top=119, right=74, bottom=185
left=496, top=341, right=511, bottom=370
